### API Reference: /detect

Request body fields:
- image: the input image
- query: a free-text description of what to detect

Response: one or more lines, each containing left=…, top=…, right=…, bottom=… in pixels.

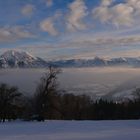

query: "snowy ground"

left=0, top=120, right=140, bottom=140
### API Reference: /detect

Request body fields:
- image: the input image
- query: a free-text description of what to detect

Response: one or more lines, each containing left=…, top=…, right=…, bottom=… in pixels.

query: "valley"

left=0, top=67, right=140, bottom=100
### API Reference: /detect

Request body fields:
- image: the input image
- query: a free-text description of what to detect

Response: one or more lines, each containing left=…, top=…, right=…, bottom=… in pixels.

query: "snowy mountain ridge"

left=0, top=50, right=47, bottom=68
left=51, top=56, right=140, bottom=68
left=1, top=50, right=140, bottom=68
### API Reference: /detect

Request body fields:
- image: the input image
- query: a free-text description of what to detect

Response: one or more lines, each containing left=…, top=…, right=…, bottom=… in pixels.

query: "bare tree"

left=0, top=83, right=22, bottom=122
left=34, top=66, right=62, bottom=120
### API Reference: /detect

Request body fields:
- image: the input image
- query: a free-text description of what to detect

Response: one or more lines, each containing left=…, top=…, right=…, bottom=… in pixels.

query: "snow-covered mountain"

left=1, top=50, right=140, bottom=68
left=51, top=57, right=140, bottom=68
left=0, top=50, right=47, bottom=68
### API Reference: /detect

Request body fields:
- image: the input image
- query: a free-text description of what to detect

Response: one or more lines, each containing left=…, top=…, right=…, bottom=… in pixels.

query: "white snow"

left=1, top=50, right=37, bottom=62
left=0, top=50, right=47, bottom=68
left=0, top=120, right=140, bottom=140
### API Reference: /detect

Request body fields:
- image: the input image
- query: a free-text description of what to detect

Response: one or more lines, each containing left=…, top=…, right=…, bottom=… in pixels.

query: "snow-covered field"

left=0, top=120, right=140, bottom=140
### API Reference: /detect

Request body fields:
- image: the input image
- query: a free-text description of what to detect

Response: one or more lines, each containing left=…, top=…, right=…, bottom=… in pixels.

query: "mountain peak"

left=0, top=50, right=47, bottom=68
left=1, top=50, right=37, bottom=61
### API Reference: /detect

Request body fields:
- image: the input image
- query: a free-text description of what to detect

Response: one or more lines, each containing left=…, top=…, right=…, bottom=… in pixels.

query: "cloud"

left=57, top=35, right=140, bottom=59
left=46, top=0, right=53, bottom=7
left=40, top=18, right=58, bottom=36
left=71, top=35, right=140, bottom=46
left=17, top=35, right=140, bottom=60
left=21, top=4, right=35, bottom=17
left=2, top=32, right=140, bottom=60
left=92, top=0, right=140, bottom=27
left=39, top=10, right=62, bottom=36
left=101, top=0, right=113, bottom=6
left=112, top=4, right=134, bottom=27
left=0, top=26, right=35, bottom=42
left=67, top=0, right=88, bottom=31
left=127, top=0, right=140, bottom=15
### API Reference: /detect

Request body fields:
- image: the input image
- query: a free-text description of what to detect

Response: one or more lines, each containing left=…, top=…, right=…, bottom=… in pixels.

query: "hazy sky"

left=0, top=0, right=140, bottom=60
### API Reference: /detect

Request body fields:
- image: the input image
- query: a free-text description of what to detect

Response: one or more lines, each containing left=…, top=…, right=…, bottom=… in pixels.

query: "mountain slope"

left=1, top=50, right=140, bottom=68
left=0, top=50, right=47, bottom=68
left=50, top=57, right=140, bottom=68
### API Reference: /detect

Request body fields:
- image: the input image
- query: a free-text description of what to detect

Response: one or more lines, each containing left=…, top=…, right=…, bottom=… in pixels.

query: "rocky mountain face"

left=0, top=50, right=47, bottom=68
left=1, top=50, right=140, bottom=68
left=50, top=57, right=140, bottom=68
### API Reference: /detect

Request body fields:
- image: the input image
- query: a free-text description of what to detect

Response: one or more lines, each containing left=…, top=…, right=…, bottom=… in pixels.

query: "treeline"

left=0, top=66, right=140, bottom=122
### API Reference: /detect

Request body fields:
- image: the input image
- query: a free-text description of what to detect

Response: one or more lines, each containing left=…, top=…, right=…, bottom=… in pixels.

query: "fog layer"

left=0, top=67, right=140, bottom=98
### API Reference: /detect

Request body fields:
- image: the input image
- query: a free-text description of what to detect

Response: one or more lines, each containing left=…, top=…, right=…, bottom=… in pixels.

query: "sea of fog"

left=1, top=67, right=140, bottom=98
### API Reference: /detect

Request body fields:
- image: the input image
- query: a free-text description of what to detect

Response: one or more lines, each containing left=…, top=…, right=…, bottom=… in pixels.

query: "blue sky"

left=0, top=0, right=140, bottom=60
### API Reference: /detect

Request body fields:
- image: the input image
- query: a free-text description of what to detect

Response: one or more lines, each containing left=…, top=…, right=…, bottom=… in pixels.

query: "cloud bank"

left=0, top=26, right=35, bottom=42
left=21, top=4, right=35, bottom=17
left=67, top=0, right=88, bottom=31
left=93, top=0, right=140, bottom=27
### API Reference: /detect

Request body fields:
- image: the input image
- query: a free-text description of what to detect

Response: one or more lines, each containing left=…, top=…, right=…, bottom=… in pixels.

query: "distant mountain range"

left=1, top=50, right=140, bottom=68
left=51, top=56, right=140, bottom=68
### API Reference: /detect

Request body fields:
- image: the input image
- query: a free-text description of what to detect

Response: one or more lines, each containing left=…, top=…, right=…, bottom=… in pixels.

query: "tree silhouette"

left=34, top=66, right=62, bottom=120
left=0, top=83, right=22, bottom=122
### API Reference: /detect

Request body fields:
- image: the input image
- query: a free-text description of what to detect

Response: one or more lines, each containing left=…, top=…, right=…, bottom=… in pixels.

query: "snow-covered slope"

left=1, top=50, right=140, bottom=68
left=0, top=50, right=47, bottom=68
left=50, top=57, right=140, bottom=68
left=0, top=120, right=140, bottom=140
